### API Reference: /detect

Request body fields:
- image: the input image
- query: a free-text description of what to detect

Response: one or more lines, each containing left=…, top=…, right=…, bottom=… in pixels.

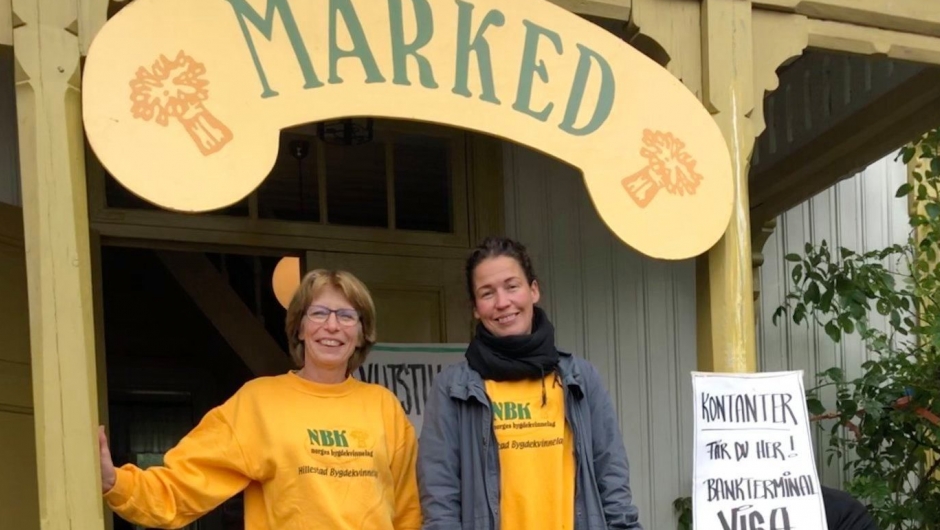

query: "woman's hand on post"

left=99, top=425, right=116, bottom=493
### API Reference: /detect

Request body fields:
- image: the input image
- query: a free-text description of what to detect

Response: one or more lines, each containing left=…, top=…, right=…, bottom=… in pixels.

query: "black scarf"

left=465, top=306, right=560, bottom=384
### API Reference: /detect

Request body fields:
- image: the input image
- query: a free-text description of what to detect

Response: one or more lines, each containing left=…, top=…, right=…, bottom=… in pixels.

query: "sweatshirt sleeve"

left=390, top=400, right=422, bottom=530
left=104, top=406, right=254, bottom=529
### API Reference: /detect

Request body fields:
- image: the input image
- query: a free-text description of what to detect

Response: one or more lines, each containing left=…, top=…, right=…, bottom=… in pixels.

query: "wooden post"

left=13, top=0, right=105, bottom=527
left=0, top=0, right=11, bottom=47
left=696, top=0, right=759, bottom=373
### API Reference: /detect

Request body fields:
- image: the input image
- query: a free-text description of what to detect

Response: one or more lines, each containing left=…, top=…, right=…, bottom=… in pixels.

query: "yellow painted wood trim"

left=697, top=0, right=758, bottom=374
left=13, top=0, right=104, bottom=526
left=84, top=144, right=107, bottom=217
left=751, top=11, right=809, bottom=139
left=549, top=0, right=631, bottom=20
left=628, top=4, right=809, bottom=146
left=754, top=0, right=940, bottom=40
left=0, top=0, right=12, bottom=46
left=807, top=18, right=940, bottom=65
left=78, top=0, right=107, bottom=55
left=94, top=221, right=474, bottom=260
left=751, top=218, right=778, bottom=302
left=89, top=230, right=112, bottom=530
left=89, top=232, right=109, bottom=429
left=93, top=207, right=472, bottom=248
left=627, top=0, right=704, bottom=98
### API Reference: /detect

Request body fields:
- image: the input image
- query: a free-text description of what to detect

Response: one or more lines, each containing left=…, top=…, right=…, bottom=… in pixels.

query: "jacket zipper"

left=565, top=384, right=584, bottom=528
left=471, top=387, right=500, bottom=530
left=484, top=392, right=500, bottom=530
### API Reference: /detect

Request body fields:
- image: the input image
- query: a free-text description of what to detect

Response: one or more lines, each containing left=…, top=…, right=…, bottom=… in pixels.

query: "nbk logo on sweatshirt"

left=307, top=429, right=349, bottom=448
left=492, top=401, right=532, bottom=421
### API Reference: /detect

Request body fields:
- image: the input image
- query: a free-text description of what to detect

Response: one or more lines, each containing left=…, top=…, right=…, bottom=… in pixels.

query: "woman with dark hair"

left=418, top=236, right=643, bottom=530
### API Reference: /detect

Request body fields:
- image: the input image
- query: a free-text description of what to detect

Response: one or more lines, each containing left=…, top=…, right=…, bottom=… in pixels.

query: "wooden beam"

left=0, top=0, right=12, bottom=46
left=89, top=230, right=113, bottom=530
left=91, top=207, right=468, bottom=246
left=92, top=216, right=472, bottom=260
left=629, top=5, right=810, bottom=149
left=627, top=0, right=704, bottom=96
left=549, top=0, right=630, bottom=21
left=754, top=0, right=940, bottom=40
left=156, top=251, right=293, bottom=377
left=806, top=18, right=940, bottom=66
left=696, top=0, right=758, bottom=373
left=751, top=10, right=809, bottom=138
left=77, top=0, right=107, bottom=56
left=750, top=218, right=778, bottom=302
left=750, top=68, right=940, bottom=226
left=13, top=0, right=104, bottom=527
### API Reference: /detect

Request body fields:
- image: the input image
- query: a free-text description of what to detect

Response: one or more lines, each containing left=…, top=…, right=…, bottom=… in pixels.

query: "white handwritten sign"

left=354, top=343, right=466, bottom=434
left=692, top=371, right=828, bottom=530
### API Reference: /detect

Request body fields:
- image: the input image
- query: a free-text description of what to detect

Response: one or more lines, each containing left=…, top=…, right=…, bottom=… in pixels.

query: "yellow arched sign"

left=82, top=0, right=733, bottom=260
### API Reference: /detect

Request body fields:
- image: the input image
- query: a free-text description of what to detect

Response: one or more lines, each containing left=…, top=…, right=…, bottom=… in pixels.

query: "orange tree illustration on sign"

left=129, top=51, right=233, bottom=156
left=621, top=129, right=704, bottom=208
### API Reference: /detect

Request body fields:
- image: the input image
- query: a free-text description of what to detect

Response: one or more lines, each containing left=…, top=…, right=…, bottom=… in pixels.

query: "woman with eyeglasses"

left=98, top=269, right=421, bottom=530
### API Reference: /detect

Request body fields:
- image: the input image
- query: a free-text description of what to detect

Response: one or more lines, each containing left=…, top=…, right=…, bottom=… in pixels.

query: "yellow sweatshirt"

left=105, top=373, right=421, bottom=530
left=485, top=374, right=575, bottom=530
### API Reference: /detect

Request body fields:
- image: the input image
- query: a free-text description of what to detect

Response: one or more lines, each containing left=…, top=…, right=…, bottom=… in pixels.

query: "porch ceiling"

left=748, top=51, right=940, bottom=226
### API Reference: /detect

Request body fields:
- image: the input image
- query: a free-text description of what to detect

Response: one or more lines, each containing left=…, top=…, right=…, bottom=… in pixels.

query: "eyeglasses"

left=305, top=305, right=360, bottom=326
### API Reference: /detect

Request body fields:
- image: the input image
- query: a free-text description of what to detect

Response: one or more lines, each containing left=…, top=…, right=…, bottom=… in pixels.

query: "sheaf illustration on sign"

left=622, top=130, right=704, bottom=208
left=129, top=51, right=233, bottom=156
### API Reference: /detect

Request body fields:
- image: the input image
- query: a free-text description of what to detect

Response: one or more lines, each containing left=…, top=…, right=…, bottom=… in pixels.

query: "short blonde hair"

left=284, top=269, right=377, bottom=373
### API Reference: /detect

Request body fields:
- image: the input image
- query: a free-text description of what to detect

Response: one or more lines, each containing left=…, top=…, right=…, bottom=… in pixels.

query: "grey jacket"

left=417, top=352, right=643, bottom=530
